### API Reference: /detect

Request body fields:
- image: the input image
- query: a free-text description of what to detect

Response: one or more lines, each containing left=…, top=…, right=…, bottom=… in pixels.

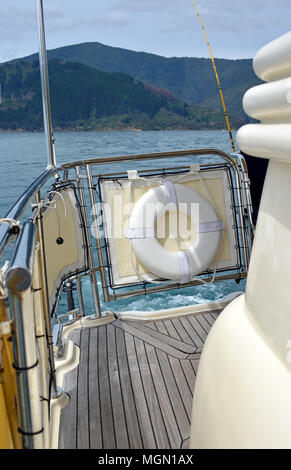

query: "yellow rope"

left=190, top=0, right=236, bottom=154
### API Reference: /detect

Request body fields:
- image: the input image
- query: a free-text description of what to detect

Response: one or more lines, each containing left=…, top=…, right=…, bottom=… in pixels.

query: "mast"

left=36, top=0, right=56, bottom=169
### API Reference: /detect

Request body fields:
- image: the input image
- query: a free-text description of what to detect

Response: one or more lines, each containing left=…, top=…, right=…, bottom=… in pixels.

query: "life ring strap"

left=126, top=220, right=224, bottom=240
left=162, top=180, right=178, bottom=206
left=177, top=251, right=191, bottom=284
left=199, top=220, right=224, bottom=233
left=126, top=227, right=156, bottom=239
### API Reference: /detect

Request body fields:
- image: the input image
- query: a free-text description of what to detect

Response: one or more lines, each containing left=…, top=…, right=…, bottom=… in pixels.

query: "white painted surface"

left=236, top=123, right=291, bottom=162
left=254, top=30, right=291, bottom=82
left=190, top=30, right=291, bottom=449
left=242, top=77, right=291, bottom=122
left=190, top=295, right=291, bottom=449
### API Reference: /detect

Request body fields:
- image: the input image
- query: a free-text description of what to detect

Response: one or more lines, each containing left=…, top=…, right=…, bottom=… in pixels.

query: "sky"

left=0, top=0, right=290, bottom=63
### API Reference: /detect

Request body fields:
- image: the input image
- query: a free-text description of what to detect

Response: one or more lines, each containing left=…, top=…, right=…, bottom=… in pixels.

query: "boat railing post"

left=32, top=242, right=50, bottom=448
left=36, top=0, right=56, bottom=169
left=237, top=153, right=255, bottom=237
left=75, top=166, right=102, bottom=317
left=6, top=221, right=44, bottom=449
left=35, top=192, right=60, bottom=398
left=85, top=164, right=110, bottom=303
left=214, top=151, right=251, bottom=270
left=76, top=277, right=85, bottom=317
left=232, top=164, right=250, bottom=269
left=10, top=290, right=45, bottom=449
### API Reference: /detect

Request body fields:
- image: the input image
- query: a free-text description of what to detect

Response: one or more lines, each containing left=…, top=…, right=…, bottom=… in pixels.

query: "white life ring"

left=126, top=181, right=224, bottom=283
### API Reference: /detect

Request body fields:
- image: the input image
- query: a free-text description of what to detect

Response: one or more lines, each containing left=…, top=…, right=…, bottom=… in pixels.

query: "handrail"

left=0, top=149, right=241, bottom=262
left=66, top=148, right=250, bottom=304
left=60, top=148, right=238, bottom=169
left=6, top=220, right=36, bottom=293
left=1, top=149, right=231, bottom=255
left=0, top=168, right=55, bottom=255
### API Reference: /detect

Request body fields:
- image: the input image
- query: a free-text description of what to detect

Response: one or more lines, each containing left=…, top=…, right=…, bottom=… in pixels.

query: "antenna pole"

left=190, top=0, right=236, bottom=154
left=36, top=0, right=56, bottom=169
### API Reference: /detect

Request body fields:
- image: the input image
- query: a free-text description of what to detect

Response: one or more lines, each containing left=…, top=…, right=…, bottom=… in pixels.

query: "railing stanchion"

left=86, top=164, right=110, bottom=303
left=76, top=277, right=85, bottom=317
left=6, top=220, right=44, bottom=448
left=32, top=244, right=50, bottom=448
left=35, top=191, right=59, bottom=398
left=75, top=166, right=102, bottom=317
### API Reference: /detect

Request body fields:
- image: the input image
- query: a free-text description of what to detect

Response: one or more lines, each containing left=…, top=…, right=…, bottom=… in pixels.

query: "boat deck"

left=58, top=310, right=220, bottom=449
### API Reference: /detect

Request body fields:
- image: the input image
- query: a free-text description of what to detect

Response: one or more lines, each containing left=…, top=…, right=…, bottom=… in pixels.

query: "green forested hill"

left=0, top=59, right=243, bottom=131
left=12, top=41, right=262, bottom=122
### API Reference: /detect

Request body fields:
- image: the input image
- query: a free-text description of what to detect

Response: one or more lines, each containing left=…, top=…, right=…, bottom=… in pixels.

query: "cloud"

left=112, top=0, right=168, bottom=12
left=44, top=4, right=131, bottom=32
left=0, top=6, right=36, bottom=34
left=106, top=11, right=131, bottom=25
left=1, top=0, right=291, bottom=62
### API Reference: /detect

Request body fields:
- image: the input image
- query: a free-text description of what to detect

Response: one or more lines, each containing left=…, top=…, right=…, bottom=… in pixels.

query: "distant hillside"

left=0, top=59, right=243, bottom=131
left=11, top=41, right=262, bottom=122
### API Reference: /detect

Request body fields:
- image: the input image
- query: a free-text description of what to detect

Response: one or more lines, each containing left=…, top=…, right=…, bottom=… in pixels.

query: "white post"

left=36, top=0, right=56, bottom=169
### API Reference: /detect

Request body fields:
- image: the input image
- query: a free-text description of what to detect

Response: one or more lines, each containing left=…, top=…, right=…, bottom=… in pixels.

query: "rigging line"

left=114, top=53, right=152, bottom=121
left=190, top=0, right=236, bottom=154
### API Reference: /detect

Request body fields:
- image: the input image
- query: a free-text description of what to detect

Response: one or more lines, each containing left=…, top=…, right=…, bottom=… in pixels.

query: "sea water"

left=0, top=130, right=245, bottom=313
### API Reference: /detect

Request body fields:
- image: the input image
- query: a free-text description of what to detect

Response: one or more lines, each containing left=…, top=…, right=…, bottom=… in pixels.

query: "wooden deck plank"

left=134, top=337, right=170, bottom=449
left=187, top=315, right=209, bottom=343
left=156, top=349, right=190, bottom=441
left=77, top=329, right=90, bottom=449
left=179, top=359, right=196, bottom=397
left=170, top=318, right=195, bottom=346
left=125, top=332, right=157, bottom=449
left=58, top=364, right=78, bottom=449
left=69, top=328, right=82, bottom=347
left=167, top=355, right=193, bottom=423
left=212, top=310, right=221, bottom=319
left=142, top=321, right=158, bottom=331
left=145, top=344, right=181, bottom=448
left=98, top=325, right=116, bottom=449
left=115, top=328, right=143, bottom=449
left=154, top=321, right=168, bottom=335
left=181, top=437, right=190, bottom=449
left=107, top=324, right=130, bottom=449
left=124, top=320, right=158, bottom=331
left=123, top=321, right=196, bottom=354
left=161, top=319, right=181, bottom=340
left=194, top=314, right=212, bottom=336
left=113, top=319, right=191, bottom=359
left=186, top=352, right=202, bottom=360
left=88, top=327, right=102, bottom=449
left=203, top=312, right=216, bottom=326
left=179, top=317, right=204, bottom=348
left=191, top=359, right=200, bottom=375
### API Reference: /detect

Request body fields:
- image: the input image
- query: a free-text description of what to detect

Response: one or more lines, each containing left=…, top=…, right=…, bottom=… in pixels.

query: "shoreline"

left=0, top=127, right=235, bottom=133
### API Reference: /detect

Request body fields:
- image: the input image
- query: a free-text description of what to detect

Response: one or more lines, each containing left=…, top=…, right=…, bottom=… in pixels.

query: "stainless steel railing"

left=6, top=220, right=36, bottom=293
left=59, top=148, right=253, bottom=304
left=0, top=168, right=55, bottom=255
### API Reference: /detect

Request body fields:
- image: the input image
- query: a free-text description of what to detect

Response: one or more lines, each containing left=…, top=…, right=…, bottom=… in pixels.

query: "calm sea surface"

left=0, top=130, right=245, bottom=313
